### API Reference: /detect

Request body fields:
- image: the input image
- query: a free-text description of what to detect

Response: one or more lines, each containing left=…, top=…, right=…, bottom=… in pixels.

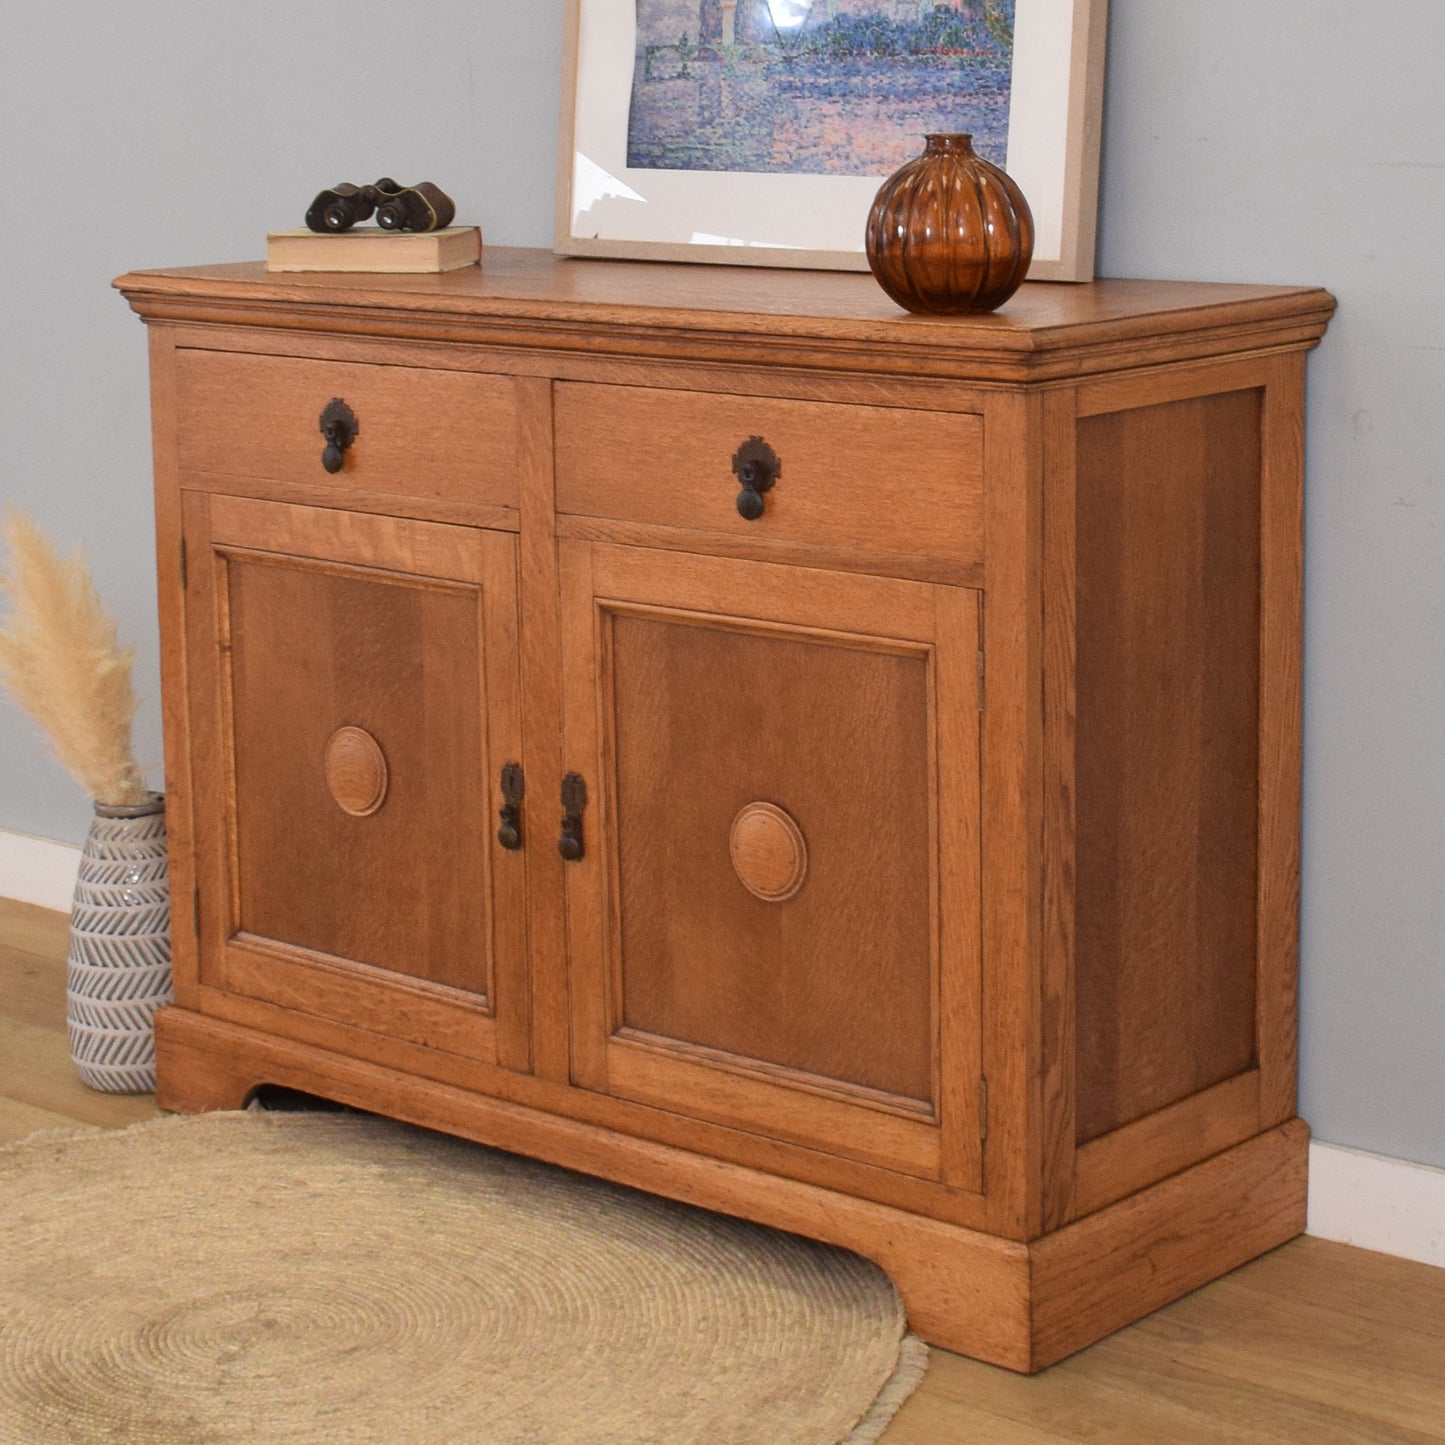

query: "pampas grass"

left=0, top=509, right=148, bottom=807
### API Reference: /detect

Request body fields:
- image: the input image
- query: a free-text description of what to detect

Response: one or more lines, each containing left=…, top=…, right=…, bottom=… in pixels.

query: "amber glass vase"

left=865, top=134, right=1034, bottom=315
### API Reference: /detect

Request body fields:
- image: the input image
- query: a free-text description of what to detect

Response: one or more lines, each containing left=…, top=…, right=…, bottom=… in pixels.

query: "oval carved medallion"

left=729, top=802, right=808, bottom=903
left=324, top=726, right=389, bottom=817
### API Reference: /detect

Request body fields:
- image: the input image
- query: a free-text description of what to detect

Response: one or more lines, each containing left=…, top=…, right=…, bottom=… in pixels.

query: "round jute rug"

left=0, top=1109, right=926, bottom=1444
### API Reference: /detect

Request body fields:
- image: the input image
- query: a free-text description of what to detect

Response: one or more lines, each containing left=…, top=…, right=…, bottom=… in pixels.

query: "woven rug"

left=0, top=1109, right=926, bottom=1444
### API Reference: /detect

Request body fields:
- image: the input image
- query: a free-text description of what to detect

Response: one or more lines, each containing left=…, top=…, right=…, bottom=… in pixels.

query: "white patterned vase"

left=66, top=792, right=173, bottom=1093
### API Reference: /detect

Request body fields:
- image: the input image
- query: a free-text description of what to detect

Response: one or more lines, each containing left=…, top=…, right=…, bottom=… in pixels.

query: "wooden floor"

left=3, top=897, right=1443, bottom=1442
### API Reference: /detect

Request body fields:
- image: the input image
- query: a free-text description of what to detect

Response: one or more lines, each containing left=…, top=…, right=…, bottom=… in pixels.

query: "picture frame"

left=556, top=0, right=1108, bottom=281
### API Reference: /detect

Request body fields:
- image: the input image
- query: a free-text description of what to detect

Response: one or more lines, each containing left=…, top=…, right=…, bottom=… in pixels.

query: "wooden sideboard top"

left=115, top=247, right=1335, bottom=383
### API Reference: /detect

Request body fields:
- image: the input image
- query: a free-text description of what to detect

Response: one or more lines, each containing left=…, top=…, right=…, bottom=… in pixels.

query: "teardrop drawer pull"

left=558, top=772, right=587, bottom=862
left=729, top=801, right=808, bottom=902
left=497, top=761, right=524, bottom=851
left=319, top=398, right=359, bottom=474
left=731, top=436, right=780, bottom=521
left=324, top=726, right=388, bottom=817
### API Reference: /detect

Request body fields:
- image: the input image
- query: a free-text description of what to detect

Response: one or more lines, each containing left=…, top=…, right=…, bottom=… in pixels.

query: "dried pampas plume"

left=0, top=509, right=147, bottom=807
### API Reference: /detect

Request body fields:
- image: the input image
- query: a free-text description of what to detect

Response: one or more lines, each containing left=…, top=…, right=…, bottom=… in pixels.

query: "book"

left=265, top=226, right=482, bottom=274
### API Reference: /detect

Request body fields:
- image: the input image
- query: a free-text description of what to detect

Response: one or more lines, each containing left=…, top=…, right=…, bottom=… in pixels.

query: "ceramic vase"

left=865, top=133, right=1034, bottom=315
left=66, top=792, right=172, bottom=1093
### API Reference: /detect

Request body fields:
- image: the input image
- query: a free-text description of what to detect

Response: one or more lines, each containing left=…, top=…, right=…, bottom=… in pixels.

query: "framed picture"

left=556, top=0, right=1107, bottom=281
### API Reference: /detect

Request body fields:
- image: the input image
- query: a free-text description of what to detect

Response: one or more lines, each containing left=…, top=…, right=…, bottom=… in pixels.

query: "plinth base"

left=157, top=1005, right=1308, bottom=1373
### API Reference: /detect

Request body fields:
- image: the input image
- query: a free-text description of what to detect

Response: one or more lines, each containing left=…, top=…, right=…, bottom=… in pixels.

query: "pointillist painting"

left=627, top=0, right=1015, bottom=177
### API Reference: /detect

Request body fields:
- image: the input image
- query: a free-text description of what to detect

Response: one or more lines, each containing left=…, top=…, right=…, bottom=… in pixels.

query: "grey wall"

left=1094, top=3, right=1445, bottom=1172
left=1, top=2, right=1441, bottom=1168
left=0, top=0, right=566, bottom=839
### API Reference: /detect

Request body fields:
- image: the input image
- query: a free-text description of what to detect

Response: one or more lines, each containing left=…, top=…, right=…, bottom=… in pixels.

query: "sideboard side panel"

left=1072, top=387, right=1263, bottom=1145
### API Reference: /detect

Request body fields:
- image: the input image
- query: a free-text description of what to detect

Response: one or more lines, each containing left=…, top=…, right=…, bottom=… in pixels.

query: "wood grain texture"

left=181, top=473, right=518, bottom=534
left=1030, top=1119, right=1309, bottom=1370
left=728, top=802, right=808, bottom=902
left=1047, top=358, right=1303, bottom=1226
left=224, top=546, right=488, bottom=991
left=556, top=513, right=983, bottom=589
left=182, top=499, right=528, bottom=1071
left=322, top=725, right=389, bottom=817
left=215, top=938, right=509, bottom=1061
left=180, top=490, right=228, bottom=999
left=515, top=376, right=569, bottom=1084
left=0, top=898, right=68, bottom=960
left=147, top=326, right=200, bottom=1011
left=1039, top=384, right=1080, bottom=1232
left=1256, top=353, right=1307, bottom=1129
left=0, top=901, right=160, bottom=1140
left=608, top=610, right=933, bottom=1100
left=158, top=321, right=998, bottom=414
left=931, top=585, right=986, bottom=1193
left=208, top=493, right=493, bottom=581
left=558, top=541, right=982, bottom=1188
left=116, top=254, right=1336, bottom=385
left=554, top=382, right=984, bottom=569
left=978, top=388, right=1046, bottom=1239
left=1075, top=354, right=1276, bottom=417
left=116, top=253, right=1332, bottom=1371
left=602, top=1035, right=943, bottom=1181
left=1071, top=1069, right=1261, bottom=1221
left=1072, top=389, right=1263, bottom=1144
left=175, top=348, right=519, bottom=506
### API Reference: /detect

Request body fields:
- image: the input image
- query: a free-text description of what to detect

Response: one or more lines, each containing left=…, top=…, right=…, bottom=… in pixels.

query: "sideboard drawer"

left=175, top=349, right=519, bottom=507
left=554, top=382, right=984, bottom=569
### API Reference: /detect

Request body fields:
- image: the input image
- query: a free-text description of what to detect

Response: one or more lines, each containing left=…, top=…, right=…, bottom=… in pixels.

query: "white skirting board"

left=0, top=825, right=1441, bottom=1269
left=0, top=827, right=80, bottom=913
left=1307, top=1141, right=1445, bottom=1269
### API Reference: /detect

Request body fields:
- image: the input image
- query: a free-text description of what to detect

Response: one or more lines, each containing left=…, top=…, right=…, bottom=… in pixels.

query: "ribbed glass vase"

left=865, top=133, right=1034, bottom=314
left=66, top=792, right=173, bottom=1093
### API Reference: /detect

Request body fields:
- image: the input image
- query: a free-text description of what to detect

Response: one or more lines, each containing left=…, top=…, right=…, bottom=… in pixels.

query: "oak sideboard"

left=116, top=251, right=1334, bottom=1371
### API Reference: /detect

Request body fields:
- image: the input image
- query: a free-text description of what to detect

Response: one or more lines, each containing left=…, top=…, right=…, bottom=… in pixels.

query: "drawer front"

left=554, top=383, right=983, bottom=568
left=175, top=349, right=519, bottom=507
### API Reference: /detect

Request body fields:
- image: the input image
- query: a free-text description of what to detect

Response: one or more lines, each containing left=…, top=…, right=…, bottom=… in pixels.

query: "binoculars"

left=306, top=179, right=456, bottom=234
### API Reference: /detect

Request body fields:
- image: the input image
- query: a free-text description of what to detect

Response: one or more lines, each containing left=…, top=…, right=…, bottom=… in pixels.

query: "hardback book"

left=265, top=226, right=482, bottom=274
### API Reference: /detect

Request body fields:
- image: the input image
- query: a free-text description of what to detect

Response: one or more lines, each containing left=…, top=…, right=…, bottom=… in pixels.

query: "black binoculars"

left=305, top=179, right=456, bottom=234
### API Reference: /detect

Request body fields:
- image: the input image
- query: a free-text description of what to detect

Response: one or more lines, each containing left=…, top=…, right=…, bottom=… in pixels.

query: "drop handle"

left=319, top=397, right=359, bottom=474
left=731, top=436, right=780, bottom=520
left=558, top=772, right=587, bottom=862
left=497, top=761, right=524, bottom=851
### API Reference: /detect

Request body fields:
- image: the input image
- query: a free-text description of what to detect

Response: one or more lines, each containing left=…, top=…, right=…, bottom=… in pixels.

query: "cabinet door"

left=182, top=495, right=528, bottom=1073
left=560, top=541, right=982, bottom=1188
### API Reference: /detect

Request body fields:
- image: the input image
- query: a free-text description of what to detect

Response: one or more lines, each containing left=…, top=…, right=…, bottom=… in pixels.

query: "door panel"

left=184, top=494, right=528, bottom=1072
left=227, top=556, right=486, bottom=988
left=610, top=610, right=934, bottom=1102
left=561, top=541, right=982, bottom=1188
